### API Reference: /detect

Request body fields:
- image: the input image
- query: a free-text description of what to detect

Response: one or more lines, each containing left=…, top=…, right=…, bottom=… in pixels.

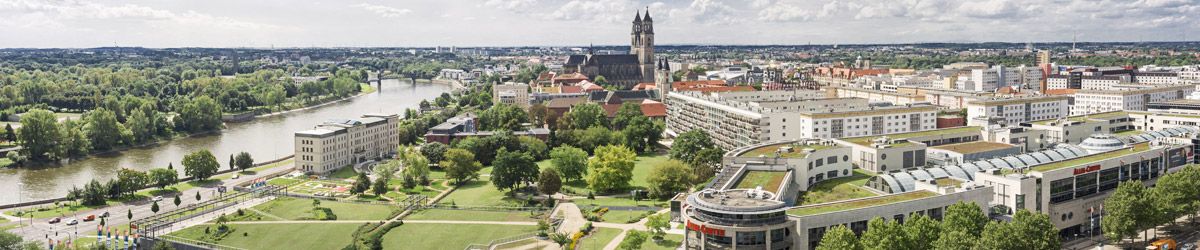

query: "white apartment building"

left=1079, top=76, right=1123, bottom=90
left=493, top=82, right=530, bottom=109
left=966, top=95, right=1070, bottom=127
left=790, top=104, right=939, bottom=139
left=956, top=65, right=1035, bottom=92
left=295, top=114, right=400, bottom=174
left=1070, top=85, right=1192, bottom=116
left=1135, top=72, right=1181, bottom=85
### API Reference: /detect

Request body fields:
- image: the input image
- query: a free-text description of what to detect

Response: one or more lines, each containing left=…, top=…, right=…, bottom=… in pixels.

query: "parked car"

left=152, top=196, right=163, bottom=202
left=1182, top=243, right=1196, bottom=250
left=232, top=174, right=239, bottom=179
left=47, top=218, right=61, bottom=224
left=66, top=219, right=78, bottom=225
left=99, top=211, right=110, bottom=218
left=82, top=215, right=96, bottom=222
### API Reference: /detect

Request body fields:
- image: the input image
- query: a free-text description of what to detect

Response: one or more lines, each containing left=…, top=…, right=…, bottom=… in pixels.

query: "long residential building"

left=667, top=90, right=938, bottom=150
left=965, top=95, right=1070, bottom=127
left=295, top=114, right=400, bottom=174
left=1069, top=84, right=1192, bottom=116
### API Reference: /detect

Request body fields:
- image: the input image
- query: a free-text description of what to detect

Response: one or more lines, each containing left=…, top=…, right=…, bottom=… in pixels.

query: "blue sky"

left=0, top=0, right=1196, bottom=48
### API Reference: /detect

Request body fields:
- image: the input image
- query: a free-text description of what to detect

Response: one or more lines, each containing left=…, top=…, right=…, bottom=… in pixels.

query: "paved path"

left=215, top=219, right=538, bottom=226
left=553, top=203, right=586, bottom=234
left=245, top=207, right=286, bottom=221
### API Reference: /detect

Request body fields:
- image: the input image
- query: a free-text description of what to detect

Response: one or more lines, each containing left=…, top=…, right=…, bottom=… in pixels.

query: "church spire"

left=643, top=7, right=652, bottom=21
left=634, top=10, right=641, bottom=22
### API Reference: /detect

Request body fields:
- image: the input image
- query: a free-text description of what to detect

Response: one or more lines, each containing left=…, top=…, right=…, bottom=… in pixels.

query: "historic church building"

left=564, top=9, right=657, bottom=89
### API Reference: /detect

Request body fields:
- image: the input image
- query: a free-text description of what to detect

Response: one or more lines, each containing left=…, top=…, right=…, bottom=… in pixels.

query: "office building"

left=965, top=95, right=1070, bottom=127
left=295, top=114, right=400, bottom=174
left=1070, top=85, right=1191, bottom=115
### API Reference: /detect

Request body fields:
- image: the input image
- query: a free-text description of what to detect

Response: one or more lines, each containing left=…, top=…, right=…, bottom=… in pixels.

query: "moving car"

left=152, top=196, right=163, bottom=202
left=48, top=217, right=61, bottom=224
left=65, top=219, right=78, bottom=225
left=82, top=215, right=95, bottom=222
left=100, top=211, right=110, bottom=218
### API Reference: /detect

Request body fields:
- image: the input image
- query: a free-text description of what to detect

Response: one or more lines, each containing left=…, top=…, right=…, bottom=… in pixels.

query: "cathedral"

left=563, top=9, right=657, bottom=89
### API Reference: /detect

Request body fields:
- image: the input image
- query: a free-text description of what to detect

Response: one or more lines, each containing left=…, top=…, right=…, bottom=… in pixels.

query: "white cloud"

left=351, top=3, right=412, bottom=18
left=549, top=0, right=636, bottom=23
left=485, top=0, right=539, bottom=12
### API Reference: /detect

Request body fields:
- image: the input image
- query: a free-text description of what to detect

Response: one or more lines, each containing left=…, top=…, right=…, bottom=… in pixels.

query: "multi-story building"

left=1069, top=85, right=1192, bottom=115
left=790, top=103, right=939, bottom=139
left=665, top=90, right=855, bottom=150
left=1134, top=72, right=1180, bottom=85
left=423, top=113, right=550, bottom=145
left=827, top=87, right=925, bottom=105
left=294, top=114, right=399, bottom=174
left=965, top=95, right=1070, bottom=127
left=493, top=82, right=530, bottom=109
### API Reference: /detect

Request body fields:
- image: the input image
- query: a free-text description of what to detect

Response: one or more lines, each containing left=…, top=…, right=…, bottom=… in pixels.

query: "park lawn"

left=643, top=233, right=684, bottom=250
left=405, top=209, right=544, bottom=222
left=134, top=179, right=222, bottom=198
left=360, top=83, right=376, bottom=94
left=382, top=224, right=538, bottom=250
left=599, top=210, right=655, bottom=224
left=4, top=201, right=117, bottom=219
left=254, top=197, right=396, bottom=220
left=267, top=177, right=304, bottom=186
left=541, top=153, right=670, bottom=195
left=167, top=223, right=359, bottom=250
left=574, top=197, right=668, bottom=208
left=328, top=167, right=359, bottom=180
left=439, top=180, right=524, bottom=207
left=576, top=228, right=623, bottom=250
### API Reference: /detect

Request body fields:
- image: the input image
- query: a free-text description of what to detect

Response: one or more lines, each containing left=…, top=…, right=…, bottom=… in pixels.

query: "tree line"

left=816, top=201, right=1060, bottom=250
left=1102, top=165, right=1200, bottom=247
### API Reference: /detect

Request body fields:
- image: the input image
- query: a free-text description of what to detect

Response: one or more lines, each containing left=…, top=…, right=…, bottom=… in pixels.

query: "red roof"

left=672, top=80, right=727, bottom=90
left=692, top=86, right=756, bottom=93
left=640, top=100, right=667, bottom=118
left=561, top=85, right=583, bottom=94
left=632, top=82, right=657, bottom=91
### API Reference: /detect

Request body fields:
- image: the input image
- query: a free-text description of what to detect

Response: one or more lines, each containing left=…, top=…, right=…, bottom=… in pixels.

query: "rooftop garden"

left=1030, top=143, right=1150, bottom=172
left=1031, top=111, right=1129, bottom=125
left=795, top=169, right=875, bottom=206
left=933, top=178, right=963, bottom=187
left=787, top=190, right=938, bottom=216
left=1113, top=130, right=1144, bottom=137
left=734, top=171, right=789, bottom=192
left=931, top=141, right=1015, bottom=154
left=738, top=143, right=835, bottom=158
left=842, top=126, right=980, bottom=146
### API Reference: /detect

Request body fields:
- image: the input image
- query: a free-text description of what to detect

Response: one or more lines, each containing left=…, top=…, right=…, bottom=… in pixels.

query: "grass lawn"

left=167, top=223, right=359, bottom=250
left=382, top=223, right=537, bottom=250
left=254, top=197, right=396, bottom=220
left=539, top=153, right=671, bottom=195
left=574, top=197, right=667, bottom=208
left=576, top=228, right=622, bottom=250
left=439, top=180, right=525, bottom=207
left=405, top=209, right=544, bottom=222
left=598, top=210, right=654, bottom=224
left=267, top=177, right=304, bottom=186
left=734, top=171, right=788, bottom=192
left=796, top=170, right=875, bottom=205
left=0, top=158, right=12, bottom=168
left=328, top=167, right=359, bottom=180
left=789, top=191, right=937, bottom=216
left=643, top=234, right=684, bottom=250
left=4, top=201, right=116, bottom=219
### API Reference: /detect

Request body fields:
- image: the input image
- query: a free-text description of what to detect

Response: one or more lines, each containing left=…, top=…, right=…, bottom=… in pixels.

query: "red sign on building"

left=1073, top=165, right=1101, bottom=175
left=686, top=221, right=726, bottom=237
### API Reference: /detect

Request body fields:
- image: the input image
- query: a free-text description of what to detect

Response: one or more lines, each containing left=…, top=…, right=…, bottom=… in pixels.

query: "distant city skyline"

left=0, top=0, right=1196, bottom=48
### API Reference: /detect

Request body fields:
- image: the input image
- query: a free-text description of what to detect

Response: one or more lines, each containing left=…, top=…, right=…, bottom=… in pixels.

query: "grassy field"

left=598, top=210, right=654, bottom=223
left=4, top=201, right=116, bottom=219
left=734, top=171, right=788, bottom=191
left=167, top=223, right=360, bottom=250
left=576, top=228, right=623, bottom=250
left=439, top=180, right=525, bottom=207
left=789, top=191, right=937, bottom=216
left=0, top=158, right=12, bottom=168
left=405, top=209, right=544, bottom=222
left=539, top=153, right=670, bottom=195
left=796, top=170, right=875, bottom=205
left=643, top=234, right=684, bottom=250
left=252, top=197, right=396, bottom=220
left=381, top=224, right=538, bottom=250
left=328, top=167, right=359, bottom=180
left=574, top=197, right=668, bottom=208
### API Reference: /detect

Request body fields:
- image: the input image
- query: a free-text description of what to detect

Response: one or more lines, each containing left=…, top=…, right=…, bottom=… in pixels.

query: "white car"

left=152, top=196, right=163, bottom=202
left=65, top=219, right=78, bottom=225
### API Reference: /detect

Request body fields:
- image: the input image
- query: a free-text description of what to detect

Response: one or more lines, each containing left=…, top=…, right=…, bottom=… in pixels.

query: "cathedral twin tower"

left=632, top=9, right=656, bottom=84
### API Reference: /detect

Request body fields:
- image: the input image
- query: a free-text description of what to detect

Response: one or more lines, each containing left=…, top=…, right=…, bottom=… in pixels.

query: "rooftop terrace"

left=1030, top=143, right=1150, bottom=172
left=795, top=170, right=875, bottom=206
left=787, top=190, right=937, bottom=216
left=931, top=141, right=1016, bottom=154
left=842, top=126, right=980, bottom=146
left=734, top=171, right=788, bottom=193
left=1030, top=111, right=1130, bottom=125
left=738, top=143, right=835, bottom=158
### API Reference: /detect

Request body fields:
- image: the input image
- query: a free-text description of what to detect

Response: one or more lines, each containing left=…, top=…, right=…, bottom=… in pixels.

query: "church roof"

left=587, top=55, right=640, bottom=65
left=643, top=8, right=652, bottom=21
left=565, top=55, right=587, bottom=66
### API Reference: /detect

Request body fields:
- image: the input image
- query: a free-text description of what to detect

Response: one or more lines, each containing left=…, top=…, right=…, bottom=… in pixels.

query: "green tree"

left=549, top=146, right=588, bottom=183
left=441, top=149, right=482, bottom=185
left=419, top=142, right=448, bottom=167
left=0, top=230, right=24, bottom=249
left=617, top=230, right=648, bottom=250
left=177, top=96, right=223, bottom=133
left=234, top=152, right=254, bottom=171
left=860, top=217, right=906, bottom=250
left=549, top=232, right=571, bottom=248
left=1152, top=166, right=1200, bottom=225
left=528, top=103, right=548, bottom=127
left=59, top=119, right=91, bottom=158
left=902, top=213, right=940, bottom=250
left=593, top=75, right=610, bottom=87
left=1008, top=209, right=1060, bottom=250
left=85, top=107, right=124, bottom=150
left=148, top=168, right=178, bottom=189
left=126, top=104, right=154, bottom=144
left=182, top=150, right=220, bottom=181
left=611, top=102, right=643, bottom=130
left=491, top=148, right=538, bottom=194
left=816, top=225, right=861, bottom=250
left=173, top=195, right=181, bottom=207
left=372, top=178, right=388, bottom=196
left=669, top=130, right=716, bottom=166
left=3, top=124, right=14, bottom=142
left=1103, top=181, right=1153, bottom=245
left=933, top=201, right=987, bottom=249
left=586, top=145, right=636, bottom=193
left=689, top=148, right=724, bottom=183
left=351, top=172, right=371, bottom=195
left=153, top=239, right=177, bottom=250
left=645, top=159, right=694, bottom=199
left=17, top=109, right=64, bottom=161
left=151, top=201, right=160, bottom=213
left=479, top=103, right=528, bottom=131
left=645, top=213, right=670, bottom=240
left=399, top=146, right=430, bottom=184
left=568, top=103, right=608, bottom=130
left=537, top=168, right=562, bottom=199
left=116, top=168, right=149, bottom=196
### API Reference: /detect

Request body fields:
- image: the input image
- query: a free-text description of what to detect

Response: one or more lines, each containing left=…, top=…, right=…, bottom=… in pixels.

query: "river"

left=0, top=79, right=450, bottom=205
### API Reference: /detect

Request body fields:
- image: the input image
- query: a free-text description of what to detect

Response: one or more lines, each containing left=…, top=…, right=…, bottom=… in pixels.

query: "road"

left=0, top=162, right=297, bottom=245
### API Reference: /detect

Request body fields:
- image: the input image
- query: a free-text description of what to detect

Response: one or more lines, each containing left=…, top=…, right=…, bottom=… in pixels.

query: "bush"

left=313, top=207, right=337, bottom=220
left=581, top=222, right=593, bottom=233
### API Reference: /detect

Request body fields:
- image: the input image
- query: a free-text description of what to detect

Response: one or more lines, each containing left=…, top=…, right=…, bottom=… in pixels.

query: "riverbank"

left=254, top=83, right=378, bottom=119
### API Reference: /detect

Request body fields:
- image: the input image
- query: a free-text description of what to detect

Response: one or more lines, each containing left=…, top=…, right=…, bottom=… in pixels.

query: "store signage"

left=686, top=221, right=726, bottom=236
left=1073, top=165, right=1101, bottom=175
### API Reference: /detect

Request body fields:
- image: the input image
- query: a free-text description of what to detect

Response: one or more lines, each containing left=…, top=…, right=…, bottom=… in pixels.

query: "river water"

left=0, top=79, right=449, bottom=205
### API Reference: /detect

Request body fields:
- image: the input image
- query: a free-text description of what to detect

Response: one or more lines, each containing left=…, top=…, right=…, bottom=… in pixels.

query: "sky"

left=0, top=0, right=1196, bottom=48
